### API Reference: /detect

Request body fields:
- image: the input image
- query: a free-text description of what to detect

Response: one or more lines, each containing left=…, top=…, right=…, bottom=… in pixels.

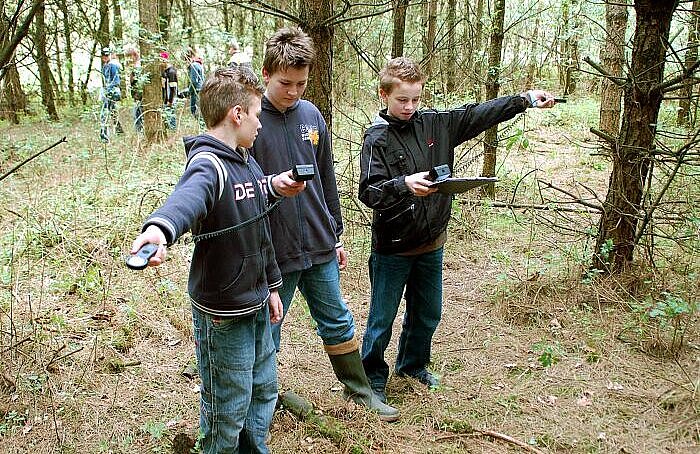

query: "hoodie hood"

left=183, top=134, right=247, bottom=165
left=261, top=95, right=300, bottom=115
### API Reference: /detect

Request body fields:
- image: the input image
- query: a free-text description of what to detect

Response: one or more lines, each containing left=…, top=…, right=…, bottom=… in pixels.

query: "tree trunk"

left=98, top=0, right=110, bottom=49
left=222, top=2, right=230, bottom=32
left=0, top=59, right=28, bottom=123
left=446, top=0, right=456, bottom=92
left=480, top=0, right=505, bottom=198
left=300, top=0, right=334, bottom=133
left=422, top=0, right=438, bottom=82
left=34, top=0, right=59, bottom=121
left=677, top=0, right=700, bottom=126
left=594, top=0, right=679, bottom=271
left=113, top=0, right=127, bottom=96
left=391, top=0, right=409, bottom=58
left=471, top=0, right=485, bottom=101
left=139, top=0, right=165, bottom=144
left=158, top=0, right=173, bottom=42
left=599, top=0, right=628, bottom=134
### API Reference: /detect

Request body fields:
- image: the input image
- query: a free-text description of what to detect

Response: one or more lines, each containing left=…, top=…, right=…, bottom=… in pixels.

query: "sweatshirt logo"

left=232, top=178, right=269, bottom=201
left=300, top=124, right=319, bottom=146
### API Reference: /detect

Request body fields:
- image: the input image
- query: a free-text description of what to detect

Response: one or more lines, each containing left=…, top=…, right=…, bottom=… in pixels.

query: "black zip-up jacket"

left=250, top=96, right=343, bottom=274
left=359, top=95, right=529, bottom=254
left=144, top=135, right=282, bottom=316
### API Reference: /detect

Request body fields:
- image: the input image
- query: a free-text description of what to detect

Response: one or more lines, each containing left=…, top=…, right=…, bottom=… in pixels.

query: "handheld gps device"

left=126, top=243, right=159, bottom=270
left=292, top=164, right=315, bottom=181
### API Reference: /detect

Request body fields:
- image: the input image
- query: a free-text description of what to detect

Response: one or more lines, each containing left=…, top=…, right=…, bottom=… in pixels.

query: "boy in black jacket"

left=249, top=27, right=399, bottom=422
left=130, top=67, right=305, bottom=453
left=359, top=57, right=555, bottom=402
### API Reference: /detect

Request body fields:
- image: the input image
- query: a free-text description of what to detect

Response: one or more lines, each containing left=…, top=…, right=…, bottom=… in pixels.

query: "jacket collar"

left=262, top=95, right=300, bottom=115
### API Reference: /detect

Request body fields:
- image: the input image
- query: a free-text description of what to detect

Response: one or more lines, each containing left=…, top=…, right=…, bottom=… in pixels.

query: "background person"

left=99, top=46, right=124, bottom=142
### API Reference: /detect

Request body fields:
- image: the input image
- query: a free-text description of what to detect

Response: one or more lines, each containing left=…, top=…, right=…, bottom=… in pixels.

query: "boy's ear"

left=379, top=88, right=388, bottom=102
left=262, top=67, right=270, bottom=84
left=229, top=105, right=243, bottom=124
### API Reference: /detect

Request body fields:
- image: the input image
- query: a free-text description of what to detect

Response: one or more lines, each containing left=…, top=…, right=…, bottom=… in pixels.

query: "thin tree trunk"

left=446, top=0, right=456, bottom=92
left=480, top=0, right=505, bottom=198
left=300, top=0, right=334, bottom=133
left=391, top=0, right=409, bottom=58
left=677, top=0, right=700, bottom=126
left=113, top=0, right=127, bottom=95
left=34, top=0, right=59, bottom=121
left=422, top=0, right=437, bottom=82
left=472, top=0, right=485, bottom=101
left=599, top=0, right=628, bottom=134
left=98, top=0, right=110, bottom=49
left=139, top=0, right=165, bottom=144
left=594, top=0, right=679, bottom=271
left=158, top=0, right=173, bottom=42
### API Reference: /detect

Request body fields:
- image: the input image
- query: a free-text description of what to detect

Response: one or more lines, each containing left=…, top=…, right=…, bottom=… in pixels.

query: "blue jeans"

left=192, top=304, right=277, bottom=454
left=164, top=104, right=177, bottom=130
left=361, top=248, right=443, bottom=391
left=190, top=89, right=199, bottom=118
left=133, top=101, right=143, bottom=132
left=271, top=258, right=355, bottom=351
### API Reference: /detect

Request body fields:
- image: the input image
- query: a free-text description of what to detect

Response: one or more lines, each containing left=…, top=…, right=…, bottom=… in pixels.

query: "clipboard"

left=428, top=177, right=498, bottom=194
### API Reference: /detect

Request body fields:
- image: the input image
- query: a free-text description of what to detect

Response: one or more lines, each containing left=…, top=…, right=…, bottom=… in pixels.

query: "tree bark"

left=139, top=0, right=165, bottom=144
left=0, top=0, right=41, bottom=81
left=677, top=0, right=700, bottom=126
left=300, top=0, right=334, bottom=134
left=422, top=0, right=438, bottom=82
left=98, top=0, right=110, bottom=49
left=480, top=0, right=505, bottom=198
left=34, top=0, right=59, bottom=121
left=594, top=0, right=679, bottom=271
left=599, top=0, right=628, bottom=134
left=158, top=0, right=173, bottom=42
left=113, top=0, right=127, bottom=96
left=471, top=0, right=485, bottom=102
left=0, top=58, right=28, bottom=123
left=446, top=0, right=456, bottom=92
left=391, top=0, right=409, bottom=58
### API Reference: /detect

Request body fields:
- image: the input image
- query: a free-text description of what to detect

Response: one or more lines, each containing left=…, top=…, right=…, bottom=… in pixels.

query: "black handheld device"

left=428, top=164, right=451, bottom=182
left=292, top=164, right=315, bottom=181
left=126, top=243, right=159, bottom=270
left=553, top=97, right=567, bottom=103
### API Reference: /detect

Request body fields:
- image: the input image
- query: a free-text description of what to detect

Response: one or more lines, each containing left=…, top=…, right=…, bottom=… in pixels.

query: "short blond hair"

left=200, top=67, right=264, bottom=128
left=379, top=57, right=426, bottom=95
left=262, top=27, right=315, bottom=75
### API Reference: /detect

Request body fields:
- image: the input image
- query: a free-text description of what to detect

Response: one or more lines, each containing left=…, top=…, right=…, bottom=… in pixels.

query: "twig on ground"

left=435, top=428, right=546, bottom=453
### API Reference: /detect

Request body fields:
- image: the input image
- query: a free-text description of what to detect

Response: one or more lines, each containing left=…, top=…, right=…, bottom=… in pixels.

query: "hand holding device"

left=126, top=243, right=160, bottom=270
left=292, top=164, right=315, bottom=182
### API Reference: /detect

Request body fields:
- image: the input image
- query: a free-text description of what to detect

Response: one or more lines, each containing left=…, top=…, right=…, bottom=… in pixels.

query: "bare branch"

left=583, top=56, right=628, bottom=86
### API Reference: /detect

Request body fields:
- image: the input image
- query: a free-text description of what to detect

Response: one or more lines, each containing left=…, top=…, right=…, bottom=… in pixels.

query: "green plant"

left=532, top=341, right=564, bottom=367
left=141, top=420, right=168, bottom=440
left=0, top=410, right=27, bottom=436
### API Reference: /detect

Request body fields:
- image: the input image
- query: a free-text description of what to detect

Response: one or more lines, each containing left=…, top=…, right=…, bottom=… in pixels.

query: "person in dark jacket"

left=359, top=57, right=556, bottom=402
left=249, top=27, right=399, bottom=422
left=160, top=51, right=178, bottom=130
left=129, top=67, right=305, bottom=453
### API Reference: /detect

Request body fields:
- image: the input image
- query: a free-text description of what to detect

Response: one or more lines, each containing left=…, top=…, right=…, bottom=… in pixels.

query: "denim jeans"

left=271, top=258, right=355, bottom=351
left=164, top=104, right=177, bottom=130
left=192, top=304, right=277, bottom=454
left=361, top=248, right=443, bottom=391
left=133, top=101, right=143, bottom=132
left=190, top=89, right=199, bottom=118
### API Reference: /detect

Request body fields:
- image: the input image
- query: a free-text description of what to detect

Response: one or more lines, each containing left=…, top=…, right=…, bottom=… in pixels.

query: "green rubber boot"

left=327, top=349, right=400, bottom=422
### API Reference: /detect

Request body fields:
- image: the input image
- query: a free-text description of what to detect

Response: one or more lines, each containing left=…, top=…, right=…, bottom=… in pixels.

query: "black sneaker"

left=398, top=369, right=440, bottom=389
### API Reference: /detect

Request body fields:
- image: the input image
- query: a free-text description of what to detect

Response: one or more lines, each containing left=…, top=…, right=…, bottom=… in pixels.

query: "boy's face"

left=262, top=65, right=309, bottom=112
left=235, top=95, right=263, bottom=149
left=380, top=81, right=423, bottom=121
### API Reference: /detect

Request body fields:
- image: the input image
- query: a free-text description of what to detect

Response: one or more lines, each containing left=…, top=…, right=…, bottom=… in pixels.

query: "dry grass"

left=1, top=101, right=698, bottom=453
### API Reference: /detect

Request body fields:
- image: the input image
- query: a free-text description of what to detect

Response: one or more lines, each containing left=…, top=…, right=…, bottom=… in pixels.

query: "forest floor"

left=0, top=100, right=698, bottom=453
